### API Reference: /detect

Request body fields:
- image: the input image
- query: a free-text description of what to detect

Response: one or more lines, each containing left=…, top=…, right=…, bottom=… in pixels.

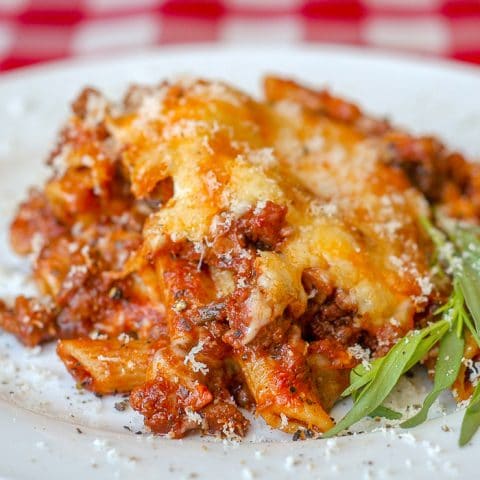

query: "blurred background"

left=0, top=0, right=479, bottom=72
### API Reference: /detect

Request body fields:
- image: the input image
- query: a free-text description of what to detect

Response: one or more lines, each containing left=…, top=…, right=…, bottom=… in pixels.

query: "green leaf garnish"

left=370, top=405, right=402, bottom=420
left=459, top=383, right=480, bottom=446
left=445, top=225, right=480, bottom=336
left=401, top=324, right=464, bottom=428
left=323, top=321, right=449, bottom=438
left=325, top=214, right=480, bottom=445
left=401, top=217, right=480, bottom=440
left=341, top=360, right=381, bottom=398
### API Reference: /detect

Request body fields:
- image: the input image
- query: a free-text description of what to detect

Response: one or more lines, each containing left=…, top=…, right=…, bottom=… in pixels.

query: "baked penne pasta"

left=57, top=338, right=158, bottom=394
left=238, top=352, right=334, bottom=433
left=2, top=75, right=480, bottom=440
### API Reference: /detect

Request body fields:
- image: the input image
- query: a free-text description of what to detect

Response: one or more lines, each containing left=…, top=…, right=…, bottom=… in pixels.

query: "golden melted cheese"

left=107, top=77, right=433, bottom=344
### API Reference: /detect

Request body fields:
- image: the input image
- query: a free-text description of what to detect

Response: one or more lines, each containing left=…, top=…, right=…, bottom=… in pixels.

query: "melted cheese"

left=108, top=77, right=432, bottom=343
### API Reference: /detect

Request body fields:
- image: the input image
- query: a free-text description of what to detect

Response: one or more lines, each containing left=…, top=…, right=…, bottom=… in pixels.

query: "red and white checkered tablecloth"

left=0, top=0, right=479, bottom=72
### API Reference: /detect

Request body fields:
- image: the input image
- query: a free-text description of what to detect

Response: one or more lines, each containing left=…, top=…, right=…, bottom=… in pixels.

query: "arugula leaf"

left=324, top=322, right=448, bottom=438
left=459, top=383, right=480, bottom=446
left=401, top=325, right=464, bottom=428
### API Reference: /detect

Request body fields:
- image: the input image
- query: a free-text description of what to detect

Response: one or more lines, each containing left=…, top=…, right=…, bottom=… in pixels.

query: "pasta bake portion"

left=2, top=76, right=480, bottom=440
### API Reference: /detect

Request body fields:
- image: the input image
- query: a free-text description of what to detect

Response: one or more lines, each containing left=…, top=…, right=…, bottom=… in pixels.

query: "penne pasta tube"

left=306, top=350, right=351, bottom=411
left=57, top=338, right=157, bottom=394
left=237, top=353, right=334, bottom=434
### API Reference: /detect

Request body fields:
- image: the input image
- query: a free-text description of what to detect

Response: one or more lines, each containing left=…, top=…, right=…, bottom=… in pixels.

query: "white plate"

left=1, top=45, right=480, bottom=480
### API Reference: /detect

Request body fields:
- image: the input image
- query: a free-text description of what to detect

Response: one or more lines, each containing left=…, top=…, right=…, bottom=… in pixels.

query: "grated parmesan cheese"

left=204, top=170, right=220, bottom=192
left=309, top=200, right=338, bottom=218
left=347, top=344, right=372, bottom=370
left=84, top=92, right=108, bottom=128
left=221, top=419, right=241, bottom=443
left=183, top=341, right=209, bottom=375
left=98, top=355, right=121, bottom=363
left=279, top=412, right=288, bottom=428
left=29, top=233, right=44, bottom=262
left=117, top=332, right=131, bottom=344
left=253, top=200, right=267, bottom=215
left=417, top=276, right=433, bottom=296
left=185, top=407, right=204, bottom=427
left=248, top=148, right=276, bottom=168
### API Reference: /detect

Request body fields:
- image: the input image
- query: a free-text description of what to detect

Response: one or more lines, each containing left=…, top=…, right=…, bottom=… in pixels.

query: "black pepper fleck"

left=114, top=399, right=129, bottom=412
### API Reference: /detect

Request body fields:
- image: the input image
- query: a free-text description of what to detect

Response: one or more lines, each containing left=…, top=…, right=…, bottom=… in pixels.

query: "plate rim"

left=1, top=42, right=479, bottom=84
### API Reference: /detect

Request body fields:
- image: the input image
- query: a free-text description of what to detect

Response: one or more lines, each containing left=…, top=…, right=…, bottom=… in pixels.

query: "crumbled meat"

left=0, top=297, right=57, bottom=347
left=238, top=201, right=289, bottom=251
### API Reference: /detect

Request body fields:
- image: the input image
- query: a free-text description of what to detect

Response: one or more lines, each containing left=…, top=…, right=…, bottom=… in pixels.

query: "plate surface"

left=0, top=44, right=480, bottom=480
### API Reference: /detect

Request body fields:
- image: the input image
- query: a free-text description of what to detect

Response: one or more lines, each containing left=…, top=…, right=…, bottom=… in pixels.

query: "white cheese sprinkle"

left=279, top=412, right=288, bottom=428
left=185, top=407, right=204, bottom=426
left=347, top=344, right=371, bottom=370
left=184, top=341, right=209, bottom=375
